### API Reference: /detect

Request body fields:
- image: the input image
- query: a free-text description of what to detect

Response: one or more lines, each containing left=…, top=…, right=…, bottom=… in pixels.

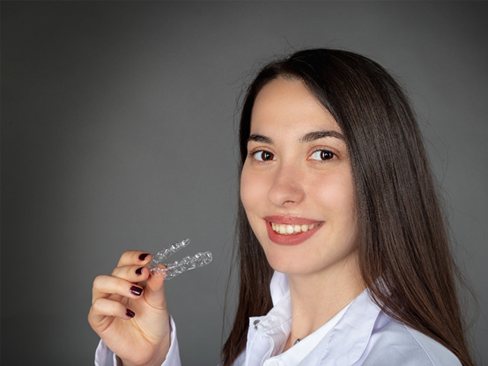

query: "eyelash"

left=249, top=149, right=336, bottom=162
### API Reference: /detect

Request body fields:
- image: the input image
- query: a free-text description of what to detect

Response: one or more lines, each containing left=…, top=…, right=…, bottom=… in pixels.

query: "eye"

left=251, top=150, right=275, bottom=162
left=310, top=149, right=335, bottom=161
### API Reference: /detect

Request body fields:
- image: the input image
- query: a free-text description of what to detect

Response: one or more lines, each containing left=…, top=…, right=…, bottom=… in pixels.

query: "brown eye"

left=252, top=150, right=274, bottom=161
left=310, top=150, right=335, bottom=161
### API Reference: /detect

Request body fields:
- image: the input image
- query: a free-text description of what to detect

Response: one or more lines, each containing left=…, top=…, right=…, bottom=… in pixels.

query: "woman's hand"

left=88, top=251, right=171, bottom=366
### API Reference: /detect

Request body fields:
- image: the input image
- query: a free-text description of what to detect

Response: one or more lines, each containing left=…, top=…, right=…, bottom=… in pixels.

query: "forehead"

left=250, top=77, right=341, bottom=133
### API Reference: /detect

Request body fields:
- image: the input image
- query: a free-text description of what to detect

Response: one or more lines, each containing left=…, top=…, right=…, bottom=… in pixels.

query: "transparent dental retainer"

left=148, top=239, right=213, bottom=280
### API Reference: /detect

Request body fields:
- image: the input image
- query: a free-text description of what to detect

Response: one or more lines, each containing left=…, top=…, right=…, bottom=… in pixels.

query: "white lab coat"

left=95, top=272, right=461, bottom=365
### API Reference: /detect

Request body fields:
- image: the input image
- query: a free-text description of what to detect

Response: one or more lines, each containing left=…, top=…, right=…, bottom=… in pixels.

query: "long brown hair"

left=222, top=49, right=473, bottom=366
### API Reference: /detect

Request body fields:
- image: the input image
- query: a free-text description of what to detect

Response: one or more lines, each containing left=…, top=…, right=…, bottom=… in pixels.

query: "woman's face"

left=240, top=77, right=360, bottom=278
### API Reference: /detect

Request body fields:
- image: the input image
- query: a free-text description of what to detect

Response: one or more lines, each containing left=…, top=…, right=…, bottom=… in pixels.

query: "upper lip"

left=264, top=215, right=323, bottom=225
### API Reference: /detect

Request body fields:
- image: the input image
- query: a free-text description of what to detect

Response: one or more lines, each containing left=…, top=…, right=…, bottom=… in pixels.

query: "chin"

left=262, top=251, right=304, bottom=274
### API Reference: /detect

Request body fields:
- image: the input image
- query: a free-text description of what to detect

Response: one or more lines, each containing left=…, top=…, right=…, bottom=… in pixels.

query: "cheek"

left=313, top=171, right=357, bottom=221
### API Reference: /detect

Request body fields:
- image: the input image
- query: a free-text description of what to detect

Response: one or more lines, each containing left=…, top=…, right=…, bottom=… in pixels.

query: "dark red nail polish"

left=126, top=308, right=135, bottom=318
left=130, top=286, right=143, bottom=296
left=135, top=267, right=143, bottom=275
left=139, top=253, right=149, bottom=261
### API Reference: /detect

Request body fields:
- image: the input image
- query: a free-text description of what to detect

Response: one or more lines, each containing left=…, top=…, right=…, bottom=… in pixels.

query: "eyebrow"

left=300, top=130, right=345, bottom=143
left=248, top=130, right=345, bottom=144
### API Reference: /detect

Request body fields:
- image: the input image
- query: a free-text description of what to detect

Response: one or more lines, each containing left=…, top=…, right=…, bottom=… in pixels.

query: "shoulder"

left=358, top=312, right=461, bottom=366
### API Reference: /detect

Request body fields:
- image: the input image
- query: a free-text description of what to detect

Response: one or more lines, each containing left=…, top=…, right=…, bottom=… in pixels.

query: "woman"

left=89, top=49, right=474, bottom=365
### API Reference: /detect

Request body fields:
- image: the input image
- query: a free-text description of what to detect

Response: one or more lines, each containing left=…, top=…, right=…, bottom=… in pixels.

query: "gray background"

left=1, top=1, right=487, bottom=365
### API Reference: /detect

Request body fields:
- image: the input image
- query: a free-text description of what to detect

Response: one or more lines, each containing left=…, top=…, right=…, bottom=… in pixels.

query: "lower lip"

left=265, top=221, right=322, bottom=246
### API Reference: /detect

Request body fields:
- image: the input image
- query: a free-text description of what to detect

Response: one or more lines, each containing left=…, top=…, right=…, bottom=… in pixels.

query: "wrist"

left=119, top=334, right=171, bottom=366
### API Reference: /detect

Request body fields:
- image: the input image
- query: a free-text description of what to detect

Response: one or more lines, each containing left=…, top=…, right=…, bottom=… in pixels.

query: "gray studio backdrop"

left=1, top=2, right=487, bottom=365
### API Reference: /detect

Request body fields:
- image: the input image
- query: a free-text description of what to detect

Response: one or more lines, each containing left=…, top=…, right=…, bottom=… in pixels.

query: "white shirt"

left=95, top=271, right=461, bottom=365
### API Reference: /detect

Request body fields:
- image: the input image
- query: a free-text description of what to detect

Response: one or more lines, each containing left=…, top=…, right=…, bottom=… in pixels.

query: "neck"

left=284, top=254, right=365, bottom=350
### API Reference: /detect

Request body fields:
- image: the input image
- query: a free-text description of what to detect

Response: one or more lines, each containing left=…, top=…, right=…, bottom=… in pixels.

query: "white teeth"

left=271, top=222, right=317, bottom=235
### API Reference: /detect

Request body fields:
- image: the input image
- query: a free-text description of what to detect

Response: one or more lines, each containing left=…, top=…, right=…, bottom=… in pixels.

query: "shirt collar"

left=249, top=272, right=291, bottom=336
left=269, top=271, right=289, bottom=305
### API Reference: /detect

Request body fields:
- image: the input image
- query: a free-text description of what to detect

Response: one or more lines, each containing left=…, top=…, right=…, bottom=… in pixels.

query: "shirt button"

left=253, top=319, right=260, bottom=329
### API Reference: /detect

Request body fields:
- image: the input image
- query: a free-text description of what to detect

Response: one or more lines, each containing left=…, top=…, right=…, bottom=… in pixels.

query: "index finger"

left=116, top=250, right=152, bottom=267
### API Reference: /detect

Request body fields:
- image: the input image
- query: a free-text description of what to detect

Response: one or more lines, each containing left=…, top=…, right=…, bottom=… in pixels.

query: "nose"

left=267, top=163, right=305, bottom=207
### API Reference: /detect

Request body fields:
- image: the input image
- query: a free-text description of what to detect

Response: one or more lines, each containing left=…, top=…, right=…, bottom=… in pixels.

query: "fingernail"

left=139, top=253, right=149, bottom=261
left=130, top=286, right=143, bottom=296
left=126, top=308, right=135, bottom=318
left=135, top=267, right=143, bottom=275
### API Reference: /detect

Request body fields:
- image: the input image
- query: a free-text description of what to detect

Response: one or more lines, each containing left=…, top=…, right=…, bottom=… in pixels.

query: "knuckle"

left=93, top=275, right=106, bottom=288
left=121, top=250, right=134, bottom=260
left=112, top=266, right=128, bottom=280
left=92, top=299, right=102, bottom=312
left=87, top=309, right=95, bottom=325
left=92, top=298, right=110, bottom=314
left=116, top=251, right=137, bottom=266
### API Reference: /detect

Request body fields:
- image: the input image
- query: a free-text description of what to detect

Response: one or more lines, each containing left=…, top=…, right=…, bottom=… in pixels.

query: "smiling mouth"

left=263, top=216, right=324, bottom=245
left=270, top=222, right=318, bottom=235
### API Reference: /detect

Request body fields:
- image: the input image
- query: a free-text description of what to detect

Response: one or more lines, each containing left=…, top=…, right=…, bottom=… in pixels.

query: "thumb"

left=143, top=271, right=168, bottom=310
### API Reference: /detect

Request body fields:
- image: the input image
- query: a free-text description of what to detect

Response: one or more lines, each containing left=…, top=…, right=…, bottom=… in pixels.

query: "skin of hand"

left=88, top=251, right=171, bottom=366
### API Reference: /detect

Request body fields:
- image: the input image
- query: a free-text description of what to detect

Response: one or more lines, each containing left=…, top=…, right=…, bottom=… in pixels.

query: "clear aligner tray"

left=148, top=239, right=213, bottom=280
